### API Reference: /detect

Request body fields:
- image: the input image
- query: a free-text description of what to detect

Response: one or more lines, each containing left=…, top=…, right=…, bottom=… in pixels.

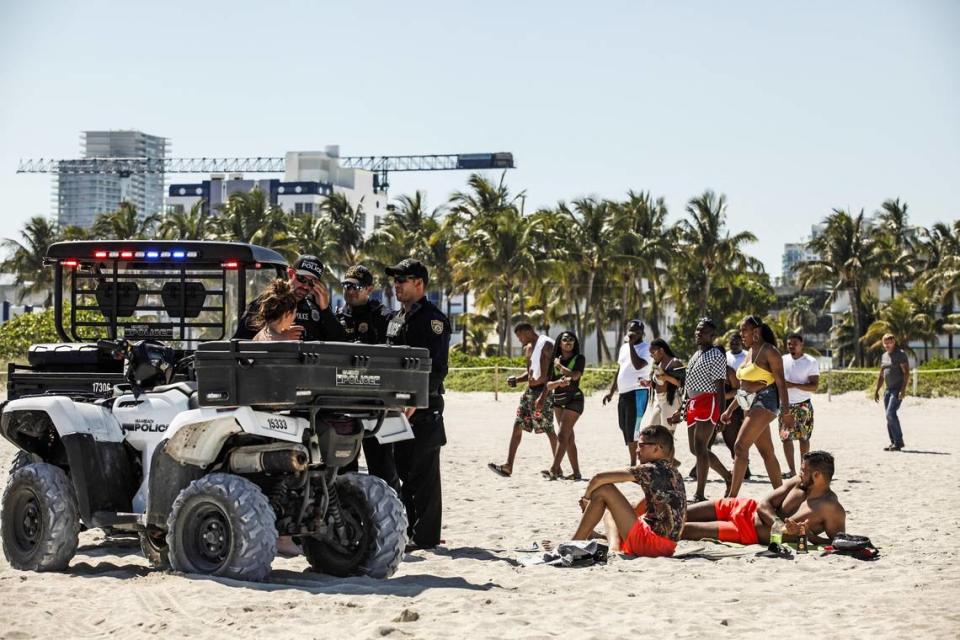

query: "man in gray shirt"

left=874, top=333, right=909, bottom=451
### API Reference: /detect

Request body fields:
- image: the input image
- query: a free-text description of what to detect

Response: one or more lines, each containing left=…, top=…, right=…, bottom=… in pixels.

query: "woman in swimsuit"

left=720, top=315, right=791, bottom=497
left=540, top=330, right=586, bottom=480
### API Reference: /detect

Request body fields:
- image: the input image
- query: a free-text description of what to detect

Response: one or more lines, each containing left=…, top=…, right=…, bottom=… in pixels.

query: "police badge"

left=431, top=320, right=443, bottom=335
left=358, top=322, right=369, bottom=334
left=311, top=309, right=320, bottom=321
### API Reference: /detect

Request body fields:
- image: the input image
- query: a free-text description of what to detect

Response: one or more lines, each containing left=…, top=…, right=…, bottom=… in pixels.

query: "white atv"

left=1, top=241, right=429, bottom=582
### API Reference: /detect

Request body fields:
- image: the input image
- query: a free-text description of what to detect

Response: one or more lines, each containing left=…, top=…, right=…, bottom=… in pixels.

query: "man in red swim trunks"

left=681, top=450, right=846, bottom=545
left=570, top=425, right=686, bottom=557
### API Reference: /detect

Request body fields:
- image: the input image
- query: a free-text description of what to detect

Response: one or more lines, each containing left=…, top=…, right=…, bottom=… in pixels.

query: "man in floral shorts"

left=779, top=333, right=820, bottom=479
left=488, top=323, right=556, bottom=477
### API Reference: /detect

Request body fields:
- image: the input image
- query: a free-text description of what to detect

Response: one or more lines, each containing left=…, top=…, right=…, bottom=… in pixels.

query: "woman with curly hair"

left=251, top=280, right=299, bottom=342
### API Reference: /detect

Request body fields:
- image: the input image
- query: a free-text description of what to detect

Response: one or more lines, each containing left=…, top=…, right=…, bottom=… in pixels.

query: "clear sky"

left=1, top=0, right=957, bottom=277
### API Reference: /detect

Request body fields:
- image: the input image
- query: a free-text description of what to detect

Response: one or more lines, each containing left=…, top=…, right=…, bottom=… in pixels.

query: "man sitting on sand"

left=681, top=450, right=845, bottom=546
left=568, top=425, right=686, bottom=557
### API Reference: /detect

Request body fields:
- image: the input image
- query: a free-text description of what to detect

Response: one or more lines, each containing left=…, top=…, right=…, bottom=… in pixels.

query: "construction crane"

left=17, top=152, right=515, bottom=192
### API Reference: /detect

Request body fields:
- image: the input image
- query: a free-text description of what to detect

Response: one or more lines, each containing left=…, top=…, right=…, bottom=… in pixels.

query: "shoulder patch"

left=431, top=319, right=444, bottom=335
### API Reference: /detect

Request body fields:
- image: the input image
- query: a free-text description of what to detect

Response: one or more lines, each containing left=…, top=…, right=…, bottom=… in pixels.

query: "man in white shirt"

left=779, top=333, right=820, bottom=479
left=603, top=320, right=651, bottom=465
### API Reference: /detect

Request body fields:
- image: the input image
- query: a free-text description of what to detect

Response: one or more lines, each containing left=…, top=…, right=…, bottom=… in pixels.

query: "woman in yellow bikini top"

left=737, top=342, right=776, bottom=388
left=720, top=315, right=792, bottom=499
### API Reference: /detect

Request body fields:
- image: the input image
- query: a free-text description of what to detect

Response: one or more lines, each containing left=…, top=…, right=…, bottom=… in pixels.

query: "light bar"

left=222, top=260, right=239, bottom=269
left=94, top=250, right=108, bottom=259
left=62, top=259, right=79, bottom=268
left=146, top=251, right=160, bottom=259
left=172, top=250, right=186, bottom=259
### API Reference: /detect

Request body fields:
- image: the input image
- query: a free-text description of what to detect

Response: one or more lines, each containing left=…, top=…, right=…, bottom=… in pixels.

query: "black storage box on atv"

left=194, top=340, right=431, bottom=410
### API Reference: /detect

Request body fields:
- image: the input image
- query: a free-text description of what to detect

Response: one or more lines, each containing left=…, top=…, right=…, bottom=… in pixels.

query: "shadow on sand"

left=898, top=449, right=951, bottom=456
left=61, top=541, right=505, bottom=596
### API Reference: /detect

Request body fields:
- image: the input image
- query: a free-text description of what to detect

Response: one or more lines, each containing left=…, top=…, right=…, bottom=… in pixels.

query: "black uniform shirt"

left=385, top=296, right=451, bottom=410
left=336, top=299, right=388, bottom=345
left=233, top=295, right=346, bottom=341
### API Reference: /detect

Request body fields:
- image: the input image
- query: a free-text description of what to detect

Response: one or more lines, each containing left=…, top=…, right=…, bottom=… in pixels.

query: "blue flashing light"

left=172, top=251, right=186, bottom=259
left=146, top=251, right=160, bottom=259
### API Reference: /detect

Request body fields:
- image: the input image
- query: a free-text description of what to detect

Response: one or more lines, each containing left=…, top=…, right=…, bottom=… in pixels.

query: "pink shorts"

left=620, top=518, right=677, bottom=557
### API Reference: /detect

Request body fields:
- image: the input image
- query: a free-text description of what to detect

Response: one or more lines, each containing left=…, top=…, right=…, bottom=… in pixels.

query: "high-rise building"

left=57, top=130, right=168, bottom=228
left=781, top=224, right=825, bottom=285
left=167, top=146, right=387, bottom=235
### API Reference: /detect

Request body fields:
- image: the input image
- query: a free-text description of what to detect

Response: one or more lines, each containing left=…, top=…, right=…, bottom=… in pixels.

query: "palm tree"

left=92, top=202, right=159, bottom=240
left=616, top=191, right=673, bottom=339
left=919, top=220, right=960, bottom=357
left=797, top=209, right=880, bottom=366
left=675, top=190, right=760, bottom=318
left=862, top=295, right=935, bottom=361
left=875, top=198, right=916, bottom=298
left=564, top=197, right=618, bottom=361
left=448, top=173, right=528, bottom=355
left=215, top=188, right=271, bottom=244
left=786, top=295, right=816, bottom=330
left=1, top=216, right=60, bottom=304
left=316, top=192, right=366, bottom=276
left=158, top=200, right=214, bottom=240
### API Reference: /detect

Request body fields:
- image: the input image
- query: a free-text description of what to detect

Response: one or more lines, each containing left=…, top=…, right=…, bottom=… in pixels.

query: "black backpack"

left=828, top=533, right=880, bottom=561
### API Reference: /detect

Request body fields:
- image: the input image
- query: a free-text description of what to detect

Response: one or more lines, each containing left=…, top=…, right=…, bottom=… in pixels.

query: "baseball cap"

left=385, top=258, right=429, bottom=284
left=627, top=319, right=644, bottom=333
left=293, top=255, right=325, bottom=281
left=343, top=264, right=374, bottom=287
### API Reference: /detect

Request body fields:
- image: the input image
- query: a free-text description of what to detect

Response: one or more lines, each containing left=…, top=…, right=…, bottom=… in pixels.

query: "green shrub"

left=0, top=307, right=107, bottom=363
left=818, top=368, right=960, bottom=398
left=920, top=358, right=960, bottom=371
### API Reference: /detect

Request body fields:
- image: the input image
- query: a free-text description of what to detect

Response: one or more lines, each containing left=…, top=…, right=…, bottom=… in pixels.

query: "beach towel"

left=530, top=334, right=555, bottom=381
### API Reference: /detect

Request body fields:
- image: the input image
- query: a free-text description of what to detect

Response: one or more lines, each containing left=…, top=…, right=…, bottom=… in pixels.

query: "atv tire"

left=1, top=463, right=80, bottom=571
left=139, top=527, right=170, bottom=569
left=9, top=451, right=41, bottom=475
left=303, top=473, right=407, bottom=579
left=166, top=473, right=276, bottom=582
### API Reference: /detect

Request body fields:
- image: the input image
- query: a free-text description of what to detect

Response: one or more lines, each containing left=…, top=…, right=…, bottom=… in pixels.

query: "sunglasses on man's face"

left=394, top=276, right=417, bottom=284
left=295, top=274, right=319, bottom=287
left=342, top=282, right=362, bottom=291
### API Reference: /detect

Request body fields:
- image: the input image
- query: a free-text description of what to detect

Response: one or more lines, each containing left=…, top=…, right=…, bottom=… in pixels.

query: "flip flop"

left=488, top=463, right=511, bottom=477
left=563, top=473, right=583, bottom=481
left=540, top=469, right=559, bottom=480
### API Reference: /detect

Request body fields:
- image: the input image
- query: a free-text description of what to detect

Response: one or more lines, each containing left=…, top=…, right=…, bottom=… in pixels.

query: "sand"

left=1, top=391, right=958, bottom=639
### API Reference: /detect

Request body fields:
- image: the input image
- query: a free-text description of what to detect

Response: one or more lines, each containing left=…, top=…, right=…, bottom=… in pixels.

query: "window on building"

left=294, top=202, right=315, bottom=214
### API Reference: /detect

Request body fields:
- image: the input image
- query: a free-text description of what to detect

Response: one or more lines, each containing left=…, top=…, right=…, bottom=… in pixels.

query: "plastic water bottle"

left=770, top=518, right=784, bottom=546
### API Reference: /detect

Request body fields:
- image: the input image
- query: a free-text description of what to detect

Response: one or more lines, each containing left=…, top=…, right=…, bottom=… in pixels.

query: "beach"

left=1, top=391, right=958, bottom=640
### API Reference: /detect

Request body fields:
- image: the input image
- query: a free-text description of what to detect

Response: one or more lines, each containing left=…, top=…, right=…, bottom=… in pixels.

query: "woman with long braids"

left=539, top=330, right=586, bottom=480
left=720, top=315, right=790, bottom=497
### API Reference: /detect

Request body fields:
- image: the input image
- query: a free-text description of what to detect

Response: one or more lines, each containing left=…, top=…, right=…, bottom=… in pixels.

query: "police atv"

left=1, top=241, right=430, bottom=582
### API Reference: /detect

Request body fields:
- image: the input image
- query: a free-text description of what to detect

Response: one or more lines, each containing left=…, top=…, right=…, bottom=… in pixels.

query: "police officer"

left=383, top=258, right=451, bottom=550
left=234, top=255, right=346, bottom=341
left=335, top=265, right=388, bottom=344
left=336, top=264, right=394, bottom=481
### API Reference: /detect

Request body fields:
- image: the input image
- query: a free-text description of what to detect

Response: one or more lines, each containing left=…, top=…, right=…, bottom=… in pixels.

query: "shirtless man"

left=488, top=323, right=556, bottom=477
left=681, top=450, right=845, bottom=546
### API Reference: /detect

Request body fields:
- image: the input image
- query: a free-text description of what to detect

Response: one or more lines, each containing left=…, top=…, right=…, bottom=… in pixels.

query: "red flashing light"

left=94, top=251, right=108, bottom=259
left=120, top=251, right=134, bottom=259
left=255, top=262, right=262, bottom=269
left=62, top=259, right=79, bottom=268
left=223, top=261, right=240, bottom=269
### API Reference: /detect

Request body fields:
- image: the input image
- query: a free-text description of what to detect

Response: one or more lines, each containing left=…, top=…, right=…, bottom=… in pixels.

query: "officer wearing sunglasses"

left=380, top=258, right=451, bottom=550
left=335, top=264, right=388, bottom=344
left=234, top=254, right=346, bottom=341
